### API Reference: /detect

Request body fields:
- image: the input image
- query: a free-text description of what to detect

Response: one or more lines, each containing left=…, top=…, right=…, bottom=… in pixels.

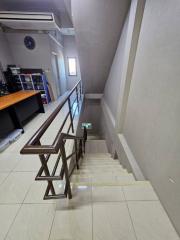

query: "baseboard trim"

left=101, top=98, right=145, bottom=180
left=118, top=134, right=145, bottom=180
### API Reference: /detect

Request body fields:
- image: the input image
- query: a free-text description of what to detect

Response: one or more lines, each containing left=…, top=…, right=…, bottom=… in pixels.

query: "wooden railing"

left=20, top=80, right=87, bottom=199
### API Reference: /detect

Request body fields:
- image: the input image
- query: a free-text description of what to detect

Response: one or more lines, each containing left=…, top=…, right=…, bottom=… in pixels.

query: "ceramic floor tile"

left=92, top=186, right=125, bottom=202
left=0, top=172, right=9, bottom=185
left=13, top=155, right=41, bottom=172
left=24, top=182, right=55, bottom=204
left=0, top=204, right=20, bottom=240
left=50, top=205, right=92, bottom=240
left=116, top=174, right=135, bottom=184
left=93, top=202, right=136, bottom=240
left=6, top=204, right=55, bottom=240
left=92, top=175, right=117, bottom=184
left=56, top=184, right=92, bottom=210
left=128, top=201, right=180, bottom=240
left=0, top=153, right=20, bottom=172
left=123, top=182, right=159, bottom=201
left=0, top=172, right=34, bottom=203
left=6, top=141, right=25, bottom=153
left=82, top=162, right=119, bottom=166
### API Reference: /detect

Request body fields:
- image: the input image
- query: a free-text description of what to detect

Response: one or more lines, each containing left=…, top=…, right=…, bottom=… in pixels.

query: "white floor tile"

left=24, top=182, right=55, bottom=204
left=56, top=184, right=92, bottom=210
left=6, top=204, right=55, bottom=240
left=123, top=182, right=159, bottom=201
left=13, top=155, right=41, bottom=172
left=92, top=186, right=125, bottom=202
left=50, top=205, right=92, bottom=240
left=0, top=172, right=9, bottom=185
left=0, top=204, right=20, bottom=240
left=0, top=172, right=34, bottom=203
left=93, top=202, right=136, bottom=240
left=128, top=201, right=180, bottom=240
left=116, top=174, right=135, bottom=184
left=0, top=153, right=20, bottom=172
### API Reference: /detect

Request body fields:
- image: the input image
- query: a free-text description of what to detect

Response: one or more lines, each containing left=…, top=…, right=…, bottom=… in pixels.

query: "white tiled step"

left=81, top=162, right=120, bottom=167
left=79, top=165, right=124, bottom=171
left=84, top=153, right=111, bottom=158
left=72, top=172, right=130, bottom=179
left=82, top=158, right=118, bottom=162
left=74, top=168, right=128, bottom=175
left=85, top=140, right=108, bottom=153
left=71, top=173, right=135, bottom=186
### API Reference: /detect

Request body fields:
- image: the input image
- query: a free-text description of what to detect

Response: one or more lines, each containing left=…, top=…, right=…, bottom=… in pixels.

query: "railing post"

left=60, top=141, right=72, bottom=199
left=75, top=139, right=79, bottom=169
left=75, top=86, right=80, bottom=112
left=68, top=98, right=74, bottom=133
left=38, top=154, right=56, bottom=195
left=79, top=82, right=82, bottom=101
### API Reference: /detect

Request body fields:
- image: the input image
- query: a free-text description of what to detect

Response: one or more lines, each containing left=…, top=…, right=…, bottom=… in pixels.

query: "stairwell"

left=53, top=138, right=179, bottom=239
left=71, top=138, right=157, bottom=198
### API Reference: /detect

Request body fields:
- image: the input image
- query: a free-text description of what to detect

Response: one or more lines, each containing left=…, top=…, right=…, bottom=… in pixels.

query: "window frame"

left=67, top=57, right=77, bottom=76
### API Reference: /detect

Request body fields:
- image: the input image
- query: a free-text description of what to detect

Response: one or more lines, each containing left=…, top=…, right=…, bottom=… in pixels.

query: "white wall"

left=49, top=36, right=67, bottom=95
left=6, top=32, right=67, bottom=99
left=123, top=0, right=180, bottom=234
left=102, top=0, right=180, bottom=235
left=0, top=32, right=13, bottom=70
left=104, top=12, right=129, bottom=118
left=63, top=35, right=81, bottom=90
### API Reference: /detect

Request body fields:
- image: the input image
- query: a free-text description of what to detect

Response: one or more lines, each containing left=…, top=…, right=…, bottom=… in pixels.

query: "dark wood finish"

left=0, top=90, right=40, bottom=110
left=0, top=91, right=44, bottom=137
left=20, top=80, right=88, bottom=200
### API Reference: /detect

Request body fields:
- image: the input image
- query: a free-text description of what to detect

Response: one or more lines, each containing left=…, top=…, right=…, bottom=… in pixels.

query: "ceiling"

left=0, top=0, right=73, bottom=27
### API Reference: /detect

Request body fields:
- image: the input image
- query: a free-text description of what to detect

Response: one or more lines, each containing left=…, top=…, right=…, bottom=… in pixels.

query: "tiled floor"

left=0, top=97, right=179, bottom=240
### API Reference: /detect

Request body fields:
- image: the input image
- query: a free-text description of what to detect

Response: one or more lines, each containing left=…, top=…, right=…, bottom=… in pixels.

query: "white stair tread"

left=85, top=140, right=108, bottom=154
left=71, top=173, right=135, bottom=185
left=81, top=162, right=120, bottom=166
left=74, top=168, right=127, bottom=174
left=80, top=165, right=123, bottom=170
left=85, top=153, right=111, bottom=158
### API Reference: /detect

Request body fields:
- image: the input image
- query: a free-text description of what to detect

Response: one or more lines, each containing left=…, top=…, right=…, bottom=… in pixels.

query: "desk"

left=0, top=91, right=44, bottom=137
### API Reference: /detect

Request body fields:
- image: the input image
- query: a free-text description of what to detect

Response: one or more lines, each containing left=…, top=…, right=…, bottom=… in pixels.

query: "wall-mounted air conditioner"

left=0, top=11, right=61, bottom=31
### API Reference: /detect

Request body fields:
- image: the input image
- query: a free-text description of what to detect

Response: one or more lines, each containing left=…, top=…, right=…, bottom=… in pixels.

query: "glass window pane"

left=68, top=58, right=77, bottom=76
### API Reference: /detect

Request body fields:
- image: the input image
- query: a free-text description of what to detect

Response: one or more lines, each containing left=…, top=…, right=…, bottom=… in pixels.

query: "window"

left=68, top=57, right=77, bottom=76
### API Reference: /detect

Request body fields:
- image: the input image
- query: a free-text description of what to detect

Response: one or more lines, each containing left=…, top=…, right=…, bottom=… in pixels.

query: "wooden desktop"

left=0, top=90, right=44, bottom=138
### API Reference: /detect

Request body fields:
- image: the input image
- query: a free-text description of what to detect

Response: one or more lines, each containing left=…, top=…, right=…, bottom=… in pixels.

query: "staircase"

left=70, top=139, right=154, bottom=192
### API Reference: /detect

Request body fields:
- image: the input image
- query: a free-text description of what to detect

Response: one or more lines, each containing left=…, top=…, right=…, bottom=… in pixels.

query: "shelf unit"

left=14, top=73, right=51, bottom=104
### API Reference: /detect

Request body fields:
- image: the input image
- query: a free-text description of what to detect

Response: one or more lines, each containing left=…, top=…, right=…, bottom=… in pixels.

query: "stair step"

left=70, top=180, right=151, bottom=187
left=74, top=168, right=127, bottom=174
left=85, top=153, right=111, bottom=158
left=72, top=171, right=129, bottom=178
left=81, top=162, right=120, bottom=166
left=80, top=165, right=123, bottom=170
left=83, top=159, right=117, bottom=163
left=85, top=140, right=108, bottom=153
left=71, top=173, right=135, bottom=186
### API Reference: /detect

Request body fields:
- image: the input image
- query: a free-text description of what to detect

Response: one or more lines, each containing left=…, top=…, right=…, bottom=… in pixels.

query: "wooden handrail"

left=19, top=80, right=85, bottom=200
left=20, top=80, right=82, bottom=155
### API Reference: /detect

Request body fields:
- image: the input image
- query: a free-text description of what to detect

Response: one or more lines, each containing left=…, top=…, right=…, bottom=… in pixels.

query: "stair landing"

left=52, top=140, right=179, bottom=240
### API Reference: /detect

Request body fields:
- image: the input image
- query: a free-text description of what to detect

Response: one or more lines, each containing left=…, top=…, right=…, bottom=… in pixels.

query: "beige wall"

left=101, top=0, right=145, bottom=180
left=102, top=0, right=180, bottom=235
left=104, top=12, right=129, bottom=117
left=63, top=36, right=81, bottom=90
left=6, top=32, right=66, bottom=99
left=0, top=32, right=13, bottom=70
left=123, top=0, right=180, bottom=234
